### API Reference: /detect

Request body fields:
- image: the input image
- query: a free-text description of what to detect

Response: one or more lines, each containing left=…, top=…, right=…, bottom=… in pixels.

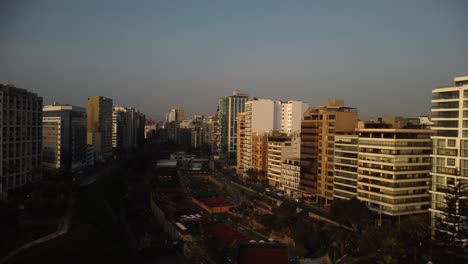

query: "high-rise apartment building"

left=240, top=99, right=307, bottom=173
left=112, top=107, right=140, bottom=154
left=333, top=134, right=359, bottom=200
left=218, top=92, right=249, bottom=159
left=242, top=99, right=275, bottom=171
left=300, top=99, right=358, bottom=205
left=333, top=120, right=432, bottom=220
left=430, top=76, right=468, bottom=244
left=236, top=112, right=247, bottom=172
left=267, top=133, right=300, bottom=188
left=282, top=158, right=301, bottom=197
left=166, top=108, right=184, bottom=123
left=251, top=132, right=269, bottom=176
left=87, top=96, right=113, bottom=161
left=275, top=101, right=309, bottom=135
left=1, top=84, right=43, bottom=197
left=42, top=104, right=87, bottom=172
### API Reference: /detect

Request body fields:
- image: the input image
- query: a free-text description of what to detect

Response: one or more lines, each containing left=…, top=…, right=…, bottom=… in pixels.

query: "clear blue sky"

left=1, top=0, right=467, bottom=120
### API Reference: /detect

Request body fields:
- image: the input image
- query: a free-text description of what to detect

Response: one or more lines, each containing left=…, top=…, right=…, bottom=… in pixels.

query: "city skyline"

left=2, top=0, right=468, bottom=120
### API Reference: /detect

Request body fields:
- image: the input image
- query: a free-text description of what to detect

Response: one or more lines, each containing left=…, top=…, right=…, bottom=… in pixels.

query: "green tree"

left=434, top=179, right=468, bottom=251
left=330, top=198, right=372, bottom=232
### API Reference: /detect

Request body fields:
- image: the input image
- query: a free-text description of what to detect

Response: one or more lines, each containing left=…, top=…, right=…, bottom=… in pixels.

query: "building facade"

left=430, top=76, right=468, bottom=244
left=166, top=108, right=184, bottom=123
left=42, top=104, right=87, bottom=172
left=112, top=107, right=141, bottom=154
left=300, top=99, right=358, bottom=205
left=282, top=158, right=301, bottom=197
left=0, top=84, right=43, bottom=197
left=237, top=112, right=247, bottom=172
left=333, top=120, right=432, bottom=219
left=218, top=92, right=249, bottom=159
left=87, top=96, right=113, bottom=161
left=242, top=99, right=275, bottom=172
left=275, top=101, right=309, bottom=135
left=267, top=133, right=300, bottom=188
left=333, top=134, right=359, bottom=200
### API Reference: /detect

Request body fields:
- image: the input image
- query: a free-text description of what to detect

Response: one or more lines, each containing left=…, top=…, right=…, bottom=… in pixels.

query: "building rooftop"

left=204, top=224, right=250, bottom=246
left=156, top=159, right=178, bottom=168
left=238, top=242, right=289, bottom=264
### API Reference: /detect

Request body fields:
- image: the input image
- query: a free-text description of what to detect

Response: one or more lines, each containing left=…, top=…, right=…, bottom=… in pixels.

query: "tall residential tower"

left=0, top=85, right=43, bottom=197
left=430, top=76, right=468, bottom=245
left=87, top=96, right=113, bottom=161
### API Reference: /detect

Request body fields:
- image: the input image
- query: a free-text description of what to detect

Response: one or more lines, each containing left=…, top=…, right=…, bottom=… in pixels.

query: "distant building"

left=0, top=84, right=43, bottom=197
left=42, top=104, right=87, bottom=173
left=87, top=96, right=113, bottom=161
left=243, top=99, right=275, bottom=172
left=145, top=122, right=157, bottom=139
left=166, top=108, right=184, bottom=123
left=218, top=92, right=249, bottom=159
left=236, top=112, right=247, bottom=172
left=300, top=99, right=358, bottom=205
left=267, top=133, right=300, bottom=188
left=241, top=99, right=307, bottom=173
left=282, top=158, right=301, bottom=197
left=430, top=76, right=468, bottom=244
left=112, top=107, right=141, bottom=154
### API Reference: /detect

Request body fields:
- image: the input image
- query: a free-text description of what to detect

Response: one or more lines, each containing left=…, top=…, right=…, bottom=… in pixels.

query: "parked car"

left=265, top=188, right=271, bottom=192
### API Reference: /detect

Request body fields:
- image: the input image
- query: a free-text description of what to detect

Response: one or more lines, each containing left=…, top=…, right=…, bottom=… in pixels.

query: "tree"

left=330, top=198, right=372, bottom=232
left=0, top=200, right=19, bottom=232
left=434, top=178, right=468, bottom=251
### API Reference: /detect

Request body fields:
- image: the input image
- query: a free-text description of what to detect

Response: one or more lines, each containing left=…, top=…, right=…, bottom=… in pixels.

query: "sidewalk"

left=0, top=195, right=75, bottom=264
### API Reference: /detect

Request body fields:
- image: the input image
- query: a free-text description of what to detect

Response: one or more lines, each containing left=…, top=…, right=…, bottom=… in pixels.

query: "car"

left=265, top=188, right=271, bottom=192
left=277, top=192, right=284, bottom=196
left=294, top=198, right=301, bottom=202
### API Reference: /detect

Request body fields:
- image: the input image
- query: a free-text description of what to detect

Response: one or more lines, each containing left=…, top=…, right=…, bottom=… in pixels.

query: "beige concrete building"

left=357, top=122, right=431, bottom=219
left=333, top=134, right=359, bottom=200
left=282, top=158, right=301, bottom=197
left=430, top=76, right=468, bottom=243
left=1, top=84, right=43, bottom=197
left=333, top=120, right=432, bottom=220
left=267, top=133, right=300, bottom=188
left=87, top=96, right=113, bottom=161
left=300, top=99, right=358, bottom=205
left=236, top=112, right=247, bottom=172
left=166, top=108, right=184, bottom=123
left=251, top=132, right=269, bottom=176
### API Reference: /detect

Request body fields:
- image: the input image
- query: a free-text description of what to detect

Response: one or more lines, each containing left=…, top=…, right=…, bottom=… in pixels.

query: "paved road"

left=1, top=195, right=75, bottom=264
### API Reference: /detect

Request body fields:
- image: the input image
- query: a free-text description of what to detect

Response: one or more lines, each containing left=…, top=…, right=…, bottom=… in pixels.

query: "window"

left=446, top=158, right=456, bottom=166
left=447, top=139, right=456, bottom=147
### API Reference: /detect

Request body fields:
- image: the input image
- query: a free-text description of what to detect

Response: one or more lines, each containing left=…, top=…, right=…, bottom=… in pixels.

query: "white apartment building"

left=281, top=158, right=301, bottom=197
left=242, top=99, right=275, bottom=171
left=430, top=76, right=468, bottom=243
left=42, top=104, right=87, bottom=172
left=218, top=92, right=249, bottom=157
left=1, top=85, right=43, bottom=197
left=241, top=99, right=307, bottom=172
left=267, top=133, right=300, bottom=188
left=275, top=101, right=309, bottom=135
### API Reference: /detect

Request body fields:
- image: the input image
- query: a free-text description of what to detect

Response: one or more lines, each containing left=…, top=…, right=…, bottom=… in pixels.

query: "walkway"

left=0, top=195, right=75, bottom=264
